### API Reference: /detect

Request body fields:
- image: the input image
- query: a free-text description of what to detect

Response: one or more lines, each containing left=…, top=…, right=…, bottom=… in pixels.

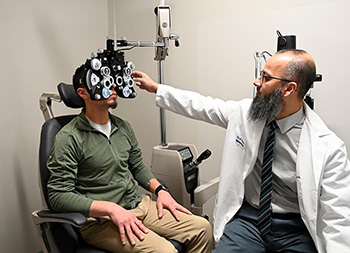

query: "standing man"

left=47, top=64, right=213, bottom=253
left=133, top=49, right=350, bottom=252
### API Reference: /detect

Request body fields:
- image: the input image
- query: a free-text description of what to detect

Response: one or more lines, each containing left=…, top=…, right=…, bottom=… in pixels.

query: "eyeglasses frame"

left=260, top=71, right=294, bottom=84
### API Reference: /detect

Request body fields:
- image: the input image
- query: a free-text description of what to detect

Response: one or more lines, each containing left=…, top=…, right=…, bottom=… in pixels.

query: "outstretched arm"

left=133, top=70, right=159, bottom=93
left=133, top=70, right=234, bottom=128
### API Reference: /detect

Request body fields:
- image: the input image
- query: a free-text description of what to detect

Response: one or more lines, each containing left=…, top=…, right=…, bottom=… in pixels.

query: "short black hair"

left=72, top=64, right=87, bottom=93
left=276, top=49, right=316, bottom=99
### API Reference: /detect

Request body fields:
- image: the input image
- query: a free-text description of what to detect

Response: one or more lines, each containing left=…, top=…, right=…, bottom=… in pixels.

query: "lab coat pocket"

left=296, top=174, right=317, bottom=227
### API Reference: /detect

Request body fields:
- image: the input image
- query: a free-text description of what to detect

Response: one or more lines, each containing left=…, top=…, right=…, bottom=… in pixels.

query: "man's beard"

left=248, top=85, right=284, bottom=122
left=109, top=100, right=118, bottom=109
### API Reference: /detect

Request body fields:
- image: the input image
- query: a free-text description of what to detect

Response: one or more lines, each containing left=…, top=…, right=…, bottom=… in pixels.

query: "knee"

left=134, top=237, right=177, bottom=253
left=186, top=216, right=213, bottom=252
left=160, top=241, right=178, bottom=253
left=194, top=216, right=213, bottom=240
left=200, top=216, right=212, bottom=232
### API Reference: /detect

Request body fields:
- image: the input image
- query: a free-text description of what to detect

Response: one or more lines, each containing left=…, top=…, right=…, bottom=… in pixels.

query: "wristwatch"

left=155, top=184, right=169, bottom=196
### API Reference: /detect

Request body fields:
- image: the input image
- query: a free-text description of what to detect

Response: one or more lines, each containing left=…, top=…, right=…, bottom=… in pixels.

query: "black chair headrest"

left=57, top=83, right=84, bottom=108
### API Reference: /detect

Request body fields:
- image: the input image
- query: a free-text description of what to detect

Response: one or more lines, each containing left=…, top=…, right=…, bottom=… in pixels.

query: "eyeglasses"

left=260, top=71, right=294, bottom=84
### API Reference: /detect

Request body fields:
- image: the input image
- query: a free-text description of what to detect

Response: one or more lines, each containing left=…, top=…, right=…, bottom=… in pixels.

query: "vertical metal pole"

left=112, top=0, right=118, bottom=49
left=158, top=60, right=167, bottom=146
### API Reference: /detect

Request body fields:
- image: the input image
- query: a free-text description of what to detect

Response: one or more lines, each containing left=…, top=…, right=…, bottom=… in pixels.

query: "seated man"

left=47, top=65, right=213, bottom=253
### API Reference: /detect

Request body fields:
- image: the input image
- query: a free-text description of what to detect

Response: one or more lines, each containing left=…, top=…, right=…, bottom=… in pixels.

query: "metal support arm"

left=39, top=93, right=61, bottom=121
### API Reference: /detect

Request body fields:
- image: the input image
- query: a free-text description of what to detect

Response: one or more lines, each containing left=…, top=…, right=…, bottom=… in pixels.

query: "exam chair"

left=32, top=83, right=186, bottom=253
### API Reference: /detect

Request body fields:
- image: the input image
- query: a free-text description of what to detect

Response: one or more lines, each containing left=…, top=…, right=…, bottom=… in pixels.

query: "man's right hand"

left=89, top=200, right=149, bottom=246
left=132, top=70, right=159, bottom=93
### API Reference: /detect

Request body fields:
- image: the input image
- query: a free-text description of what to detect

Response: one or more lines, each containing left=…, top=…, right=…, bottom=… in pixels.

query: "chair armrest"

left=32, top=209, right=87, bottom=227
left=193, top=177, right=220, bottom=207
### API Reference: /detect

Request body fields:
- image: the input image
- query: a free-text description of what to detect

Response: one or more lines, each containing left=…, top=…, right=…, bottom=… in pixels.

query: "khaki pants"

left=80, top=195, right=213, bottom=253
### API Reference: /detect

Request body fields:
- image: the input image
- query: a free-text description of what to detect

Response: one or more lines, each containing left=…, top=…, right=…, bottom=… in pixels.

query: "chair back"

left=39, top=83, right=83, bottom=208
left=39, top=115, right=77, bottom=209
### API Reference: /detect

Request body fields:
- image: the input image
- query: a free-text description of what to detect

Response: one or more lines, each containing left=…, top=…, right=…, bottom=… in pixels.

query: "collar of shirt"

left=86, top=116, right=113, bottom=138
left=267, top=106, right=305, bottom=134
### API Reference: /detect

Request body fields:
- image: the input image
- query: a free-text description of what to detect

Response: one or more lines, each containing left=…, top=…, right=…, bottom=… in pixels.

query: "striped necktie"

left=258, top=120, right=278, bottom=236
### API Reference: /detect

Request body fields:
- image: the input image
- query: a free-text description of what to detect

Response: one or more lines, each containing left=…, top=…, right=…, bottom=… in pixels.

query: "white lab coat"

left=156, top=84, right=350, bottom=253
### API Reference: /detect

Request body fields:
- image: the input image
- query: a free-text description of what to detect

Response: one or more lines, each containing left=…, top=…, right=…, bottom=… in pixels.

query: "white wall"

left=1, top=0, right=350, bottom=251
left=0, top=0, right=108, bottom=252
left=112, top=0, right=350, bottom=221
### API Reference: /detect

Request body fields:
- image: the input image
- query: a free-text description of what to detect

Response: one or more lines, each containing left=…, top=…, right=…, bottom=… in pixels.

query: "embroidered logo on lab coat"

left=235, top=135, right=245, bottom=147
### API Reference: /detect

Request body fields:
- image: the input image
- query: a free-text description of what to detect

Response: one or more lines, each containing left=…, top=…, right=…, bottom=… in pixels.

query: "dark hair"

left=72, top=64, right=87, bottom=93
left=276, top=49, right=316, bottom=98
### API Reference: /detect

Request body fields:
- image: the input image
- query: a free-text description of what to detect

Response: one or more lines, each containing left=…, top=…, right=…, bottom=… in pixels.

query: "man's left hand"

left=156, top=190, right=192, bottom=221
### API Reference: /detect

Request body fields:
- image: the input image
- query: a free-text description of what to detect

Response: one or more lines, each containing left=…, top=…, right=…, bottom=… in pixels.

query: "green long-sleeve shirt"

left=47, top=111, right=154, bottom=216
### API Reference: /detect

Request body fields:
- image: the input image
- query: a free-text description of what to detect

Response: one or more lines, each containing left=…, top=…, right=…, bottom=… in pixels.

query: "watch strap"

left=155, top=184, right=168, bottom=196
